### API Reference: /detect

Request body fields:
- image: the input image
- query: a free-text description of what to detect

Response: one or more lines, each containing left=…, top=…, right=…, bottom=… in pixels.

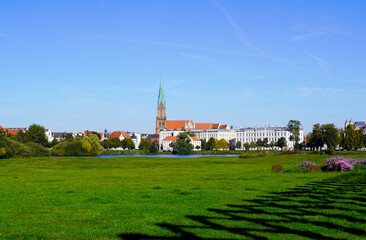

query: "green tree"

left=250, top=141, right=256, bottom=149
left=214, top=139, right=229, bottom=150
left=50, top=138, right=59, bottom=148
left=16, top=129, right=25, bottom=142
left=169, top=132, right=194, bottom=155
left=200, top=139, right=207, bottom=150
left=263, top=138, right=269, bottom=148
left=276, top=137, right=287, bottom=149
left=270, top=140, right=275, bottom=149
left=124, top=138, right=135, bottom=150
left=308, top=124, right=323, bottom=150
left=287, top=120, right=302, bottom=149
left=23, top=124, right=49, bottom=147
left=256, top=139, right=263, bottom=149
left=244, top=142, right=251, bottom=150
left=341, top=124, right=364, bottom=150
left=206, top=137, right=216, bottom=151
left=65, top=133, right=74, bottom=142
left=235, top=141, right=242, bottom=149
left=195, top=145, right=201, bottom=150
left=321, top=123, right=340, bottom=151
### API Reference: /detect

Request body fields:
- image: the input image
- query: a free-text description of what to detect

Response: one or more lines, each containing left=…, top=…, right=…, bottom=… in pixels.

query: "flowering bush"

left=323, top=157, right=366, bottom=172
left=297, top=161, right=316, bottom=168
left=272, top=164, right=285, bottom=173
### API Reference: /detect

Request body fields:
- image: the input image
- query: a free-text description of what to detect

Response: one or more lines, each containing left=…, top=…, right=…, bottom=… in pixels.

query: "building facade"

left=235, top=127, right=304, bottom=149
left=190, top=129, right=237, bottom=143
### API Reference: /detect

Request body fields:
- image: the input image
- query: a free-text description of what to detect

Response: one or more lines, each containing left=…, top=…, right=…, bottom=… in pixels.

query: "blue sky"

left=1, top=1, right=366, bottom=133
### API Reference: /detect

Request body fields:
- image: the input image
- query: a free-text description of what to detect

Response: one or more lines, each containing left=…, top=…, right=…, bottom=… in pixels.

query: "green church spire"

left=157, top=78, right=166, bottom=107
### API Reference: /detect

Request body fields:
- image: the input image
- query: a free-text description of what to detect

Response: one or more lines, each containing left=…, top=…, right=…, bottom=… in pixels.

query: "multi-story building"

left=190, top=129, right=237, bottom=143
left=235, top=127, right=304, bottom=149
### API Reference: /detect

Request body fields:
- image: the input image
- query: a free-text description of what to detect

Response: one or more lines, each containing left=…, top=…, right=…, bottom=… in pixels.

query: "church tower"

left=156, top=79, right=167, bottom=134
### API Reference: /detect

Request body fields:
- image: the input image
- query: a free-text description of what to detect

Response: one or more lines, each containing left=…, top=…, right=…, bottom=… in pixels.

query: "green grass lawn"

left=0, top=154, right=365, bottom=239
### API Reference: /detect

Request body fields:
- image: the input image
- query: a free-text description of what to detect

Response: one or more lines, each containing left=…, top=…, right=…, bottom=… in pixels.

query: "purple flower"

left=297, top=161, right=316, bottom=168
left=324, top=156, right=363, bottom=172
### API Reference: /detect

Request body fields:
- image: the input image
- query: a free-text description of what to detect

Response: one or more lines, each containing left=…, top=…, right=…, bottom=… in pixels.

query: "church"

left=155, top=79, right=229, bottom=134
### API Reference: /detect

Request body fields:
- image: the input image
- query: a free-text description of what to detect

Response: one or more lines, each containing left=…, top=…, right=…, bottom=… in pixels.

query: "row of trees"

left=235, top=137, right=287, bottom=150
left=0, top=124, right=52, bottom=158
left=101, top=137, right=135, bottom=150
left=306, top=123, right=366, bottom=151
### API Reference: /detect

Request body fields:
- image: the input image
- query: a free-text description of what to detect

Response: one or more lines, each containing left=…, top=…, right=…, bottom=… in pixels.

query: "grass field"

left=0, top=154, right=365, bottom=239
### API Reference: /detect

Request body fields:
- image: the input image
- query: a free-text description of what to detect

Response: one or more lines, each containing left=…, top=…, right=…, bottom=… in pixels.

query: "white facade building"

left=190, top=129, right=236, bottom=143
left=45, top=129, right=53, bottom=142
left=235, top=127, right=304, bottom=149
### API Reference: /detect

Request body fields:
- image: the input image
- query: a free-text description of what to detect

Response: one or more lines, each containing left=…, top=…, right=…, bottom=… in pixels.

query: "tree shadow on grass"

left=119, top=173, right=366, bottom=239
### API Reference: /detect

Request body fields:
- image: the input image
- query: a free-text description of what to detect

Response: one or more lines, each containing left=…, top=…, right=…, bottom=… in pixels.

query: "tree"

left=214, top=139, right=229, bottom=150
left=263, top=138, right=269, bottom=148
left=308, top=123, right=323, bottom=150
left=169, top=132, right=194, bottom=155
left=200, top=139, right=207, bottom=150
left=287, top=120, right=302, bottom=149
left=270, top=140, right=275, bottom=149
left=256, top=139, right=263, bottom=149
left=206, top=137, right=216, bottom=151
left=276, top=137, right=287, bottom=149
left=50, top=138, right=59, bottom=148
left=321, top=123, right=340, bottom=151
left=65, top=133, right=74, bottom=142
left=244, top=142, right=251, bottom=150
left=250, top=141, right=256, bottom=149
left=341, top=124, right=364, bottom=150
left=195, top=145, right=201, bottom=150
left=23, top=124, right=49, bottom=147
left=139, top=138, right=158, bottom=154
left=124, top=138, right=135, bottom=150
left=235, top=141, right=242, bottom=149
left=16, top=129, right=25, bottom=142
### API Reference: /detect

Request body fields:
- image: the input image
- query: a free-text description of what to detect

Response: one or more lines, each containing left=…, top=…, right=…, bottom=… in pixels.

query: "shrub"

left=51, top=135, right=104, bottom=156
left=25, top=142, right=51, bottom=157
left=323, top=156, right=365, bottom=172
left=272, top=164, right=285, bottom=173
left=297, top=160, right=316, bottom=168
left=0, top=147, right=6, bottom=157
left=305, top=166, right=322, bottom=173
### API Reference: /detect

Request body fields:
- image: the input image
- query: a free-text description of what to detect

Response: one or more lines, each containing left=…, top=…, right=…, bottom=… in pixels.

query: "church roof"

left=166, top=120, right=193, bottom=130
left=157, top=79, right=166, bottom=107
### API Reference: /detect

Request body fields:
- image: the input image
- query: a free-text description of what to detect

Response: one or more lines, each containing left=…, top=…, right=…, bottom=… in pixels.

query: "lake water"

left=96, top=154, right=239, bottom=158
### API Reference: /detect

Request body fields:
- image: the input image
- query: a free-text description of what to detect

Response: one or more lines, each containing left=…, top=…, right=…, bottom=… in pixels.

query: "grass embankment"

left=0, top=154, right=365, bottom=239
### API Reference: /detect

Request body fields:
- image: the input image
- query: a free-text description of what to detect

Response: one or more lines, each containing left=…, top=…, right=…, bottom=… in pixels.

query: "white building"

left=235, top=127, right=304, bottom=149
left=190, top=129, right=237, bottom=143
left=159, top=130, right=184, bottom=144
left=45, top=129, right=53, bottom=142
left=130, top=133, right=142, bottom=149
left=160, top=135, right=201, bottom=152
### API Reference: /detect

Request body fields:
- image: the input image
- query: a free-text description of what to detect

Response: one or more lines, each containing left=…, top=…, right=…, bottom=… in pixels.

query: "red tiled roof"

left=166, top=120, right=192, bottom=130
left=150, top=138, right=159, bottom=143
left=191, top=137, right=200, bottom=141
left=219, top=125, right=228, bottom=129
left=108, top=131, right=131, bottom=139
left=121, top=132, right=131, bottom=139
left=162, top=136, right=177, bottom=141
left=211, top=123, right=219, bottom=129
left=194, top=123, right=211, bottom=130
left=108, top=131, right=121, bottom=139
left=7, top=128, right=23, bottom=135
